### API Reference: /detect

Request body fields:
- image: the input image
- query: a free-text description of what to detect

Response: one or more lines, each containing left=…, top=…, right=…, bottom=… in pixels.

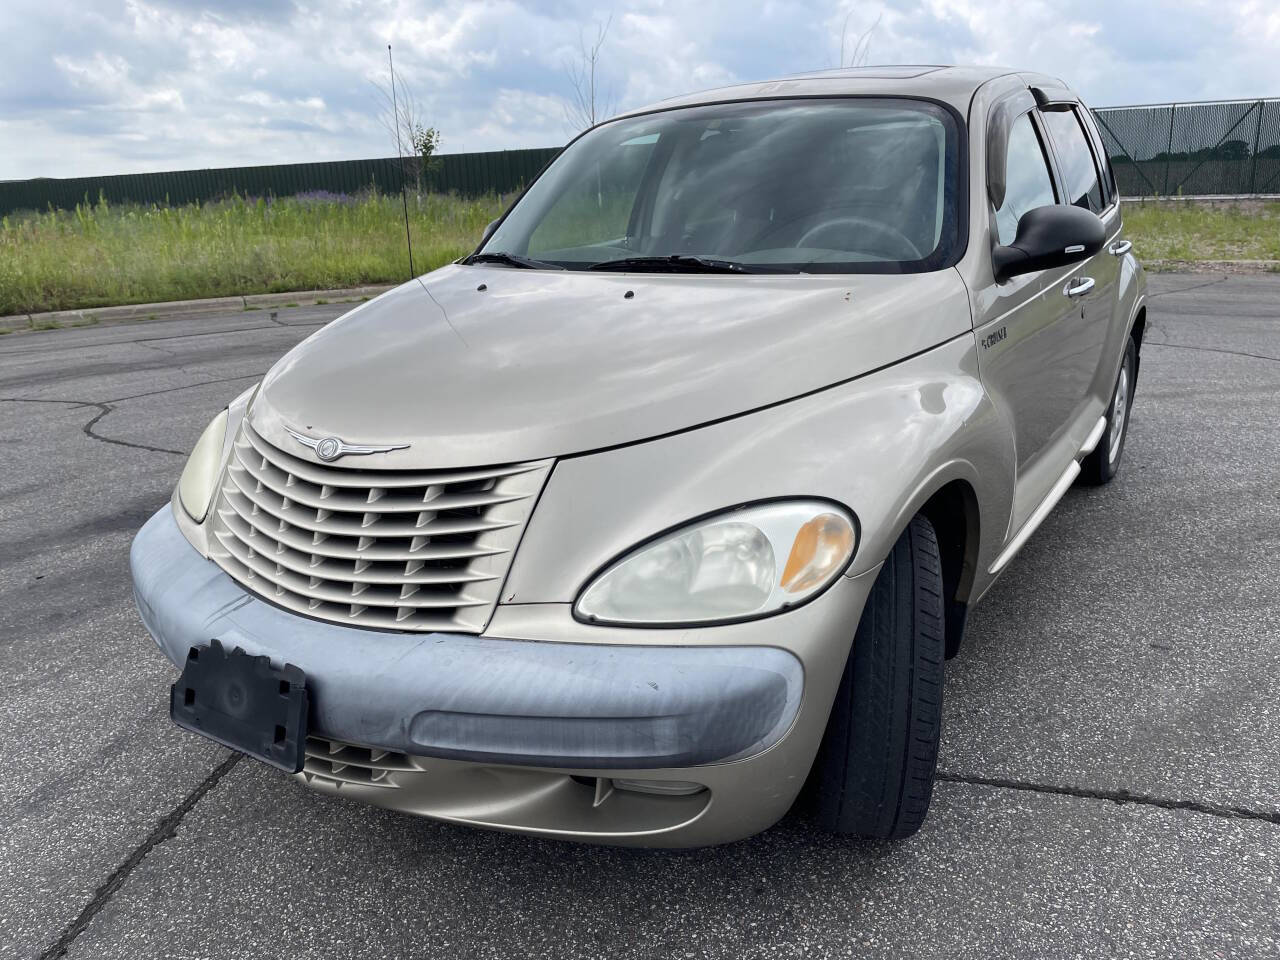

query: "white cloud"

left=1, top=0, right=1278, bottom=179
left=53, top=52, right=132, bottom=89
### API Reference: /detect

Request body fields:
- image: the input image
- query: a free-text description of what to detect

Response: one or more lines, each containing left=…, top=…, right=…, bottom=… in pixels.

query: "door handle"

left=1109, top=239, right=1132, bottom=256
left=1064, top=276, right=1095, bottom=298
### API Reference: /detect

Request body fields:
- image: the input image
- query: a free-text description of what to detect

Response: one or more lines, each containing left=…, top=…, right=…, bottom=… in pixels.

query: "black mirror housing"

left=480, top=218, right=500, bottom=244
left=992, top=204, right=1105, bottom=282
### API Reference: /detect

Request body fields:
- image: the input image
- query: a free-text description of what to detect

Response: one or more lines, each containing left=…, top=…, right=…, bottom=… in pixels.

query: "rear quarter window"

left=1041, top=109, right=1105, bottom=213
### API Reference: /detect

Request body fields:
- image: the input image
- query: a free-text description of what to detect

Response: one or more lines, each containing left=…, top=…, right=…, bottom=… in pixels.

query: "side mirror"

left=992, top=205, right=1105, bottom=282
left=480, top=219, right=500, bottom=244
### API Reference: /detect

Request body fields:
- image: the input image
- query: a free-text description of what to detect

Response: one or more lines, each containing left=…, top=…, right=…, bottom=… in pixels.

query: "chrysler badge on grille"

left=284, top=427, right=410, bottom=462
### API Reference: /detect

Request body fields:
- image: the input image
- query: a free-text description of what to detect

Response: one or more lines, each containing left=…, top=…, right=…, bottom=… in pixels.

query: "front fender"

left=501, top=333, right=1014, bottom=609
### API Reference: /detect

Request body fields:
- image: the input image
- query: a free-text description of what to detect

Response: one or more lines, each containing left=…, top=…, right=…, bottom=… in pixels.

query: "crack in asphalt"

left=1140, top=281, right=1279, bottom=363
left=82, top=402, right=185, bottom=456
left=2, top=368, right=271, bottom=450
left=0, top=318, right=329, bottom=358
left=0, top=396, right=93, bottom=407
left=133, top=339, right=200, bottom=384
left=102, top=371, right=265, bottom=404
left=119, top=319, right=326, bottom=343
left=27, top=754, right=1278, bottom=960
left=1146, top=274, right=1231, bottom=299
left=1143, top=341, right=1280, bottom=363
left=937, top=772, right=1280, bottom=826
left=35, top=753, right=243, bottom=960
left=0, top=397, right=184, bottom=456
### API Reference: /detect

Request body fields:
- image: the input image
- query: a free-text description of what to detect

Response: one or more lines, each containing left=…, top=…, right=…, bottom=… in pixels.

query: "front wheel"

left=805, top=514, right=945, bottom=839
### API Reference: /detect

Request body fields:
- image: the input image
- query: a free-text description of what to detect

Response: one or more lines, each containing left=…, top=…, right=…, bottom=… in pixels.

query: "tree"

left=564, top=16, right=617, bottom=132
left=1216, top=139, right=1250, bottom=161
left=410, top=123, right=443, bottom=187
left=838, top=9, right=882, bottom=67
left=371, top=65, right=441, bottom=193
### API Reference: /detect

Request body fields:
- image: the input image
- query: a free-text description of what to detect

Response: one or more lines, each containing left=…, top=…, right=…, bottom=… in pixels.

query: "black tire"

left=805, top=514, right=945, bottom=839
left=1079, top=336, right=1137, bottom=486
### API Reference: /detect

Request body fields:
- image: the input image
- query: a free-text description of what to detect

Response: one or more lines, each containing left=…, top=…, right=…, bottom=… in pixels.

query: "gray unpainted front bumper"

left=130, top=507, right=804, bottom=770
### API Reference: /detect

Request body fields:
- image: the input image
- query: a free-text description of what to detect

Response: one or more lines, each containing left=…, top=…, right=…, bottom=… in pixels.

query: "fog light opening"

left=612, top=778, right=706, bottom=797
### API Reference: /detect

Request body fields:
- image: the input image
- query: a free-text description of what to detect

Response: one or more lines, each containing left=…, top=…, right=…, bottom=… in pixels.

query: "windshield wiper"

left=586, top=254, right=781, bottom=274
left=463, top=251, right=565, bottom=270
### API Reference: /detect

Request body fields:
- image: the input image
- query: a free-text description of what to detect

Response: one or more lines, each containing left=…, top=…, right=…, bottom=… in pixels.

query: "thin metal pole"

left=1250, top=99, right=1265, bottom=194
left=388, top=44, right=415, bottom=279
left=1163, top=103, right=1176, bottom=196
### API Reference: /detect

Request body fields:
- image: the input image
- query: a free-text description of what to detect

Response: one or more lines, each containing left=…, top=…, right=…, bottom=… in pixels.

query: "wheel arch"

left=874, top=463, right=985, bottom=660
left=1130, top=302, right=1147, bottom=384
left=918, top=478, right=981, bottom=659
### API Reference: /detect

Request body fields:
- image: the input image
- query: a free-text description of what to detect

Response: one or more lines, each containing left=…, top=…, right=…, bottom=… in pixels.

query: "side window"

left=1041, top=108, right=1105, bottom=213
left=995, top=113, right=1057, bottom=246
left=1080, top=107, right=1118, bottom=203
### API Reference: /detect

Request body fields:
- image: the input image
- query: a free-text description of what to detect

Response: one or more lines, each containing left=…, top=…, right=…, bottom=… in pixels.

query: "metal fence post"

left=1163, top=103, right=1176, bottom=196
left=1250, top=98, right=1265, bottom=194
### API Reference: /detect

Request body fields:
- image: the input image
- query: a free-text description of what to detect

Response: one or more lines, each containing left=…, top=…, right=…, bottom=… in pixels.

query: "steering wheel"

left=796, top=216, right=925, bottom=262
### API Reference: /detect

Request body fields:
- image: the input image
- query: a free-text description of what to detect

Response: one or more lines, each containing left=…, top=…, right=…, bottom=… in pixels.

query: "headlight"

left=574, top=500, right=857, bottom=626
left=177, top=409, right=227, bottom=522
left=176, top=383, right=258, bottom=522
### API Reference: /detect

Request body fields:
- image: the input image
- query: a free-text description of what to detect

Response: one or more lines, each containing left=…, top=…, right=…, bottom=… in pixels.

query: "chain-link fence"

left=1093, top=99, right=1280, bottom=198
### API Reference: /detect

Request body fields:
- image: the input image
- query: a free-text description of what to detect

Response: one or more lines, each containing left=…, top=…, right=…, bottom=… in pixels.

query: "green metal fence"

left=4, top=98, right=1278, bottom=213
left=0, top=146, right=561, bottom=217
left=1092, top=99, right=1280, bottom=198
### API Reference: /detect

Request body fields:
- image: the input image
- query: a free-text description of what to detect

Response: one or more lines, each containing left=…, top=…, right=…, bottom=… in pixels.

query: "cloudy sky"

left=2, top=0, right=1278, bottom=180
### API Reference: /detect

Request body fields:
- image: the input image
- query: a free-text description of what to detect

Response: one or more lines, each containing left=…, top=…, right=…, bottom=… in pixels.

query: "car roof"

left=617, top=65, right=1071, bottom=120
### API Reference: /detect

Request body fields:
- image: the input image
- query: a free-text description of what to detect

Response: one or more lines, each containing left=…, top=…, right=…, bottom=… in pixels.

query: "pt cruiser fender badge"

left=284, top=427, right=410, bottom=462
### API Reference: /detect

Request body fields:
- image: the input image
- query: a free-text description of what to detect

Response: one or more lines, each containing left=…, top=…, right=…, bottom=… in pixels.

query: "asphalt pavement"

left=1, top=273, right=1277, bottom=959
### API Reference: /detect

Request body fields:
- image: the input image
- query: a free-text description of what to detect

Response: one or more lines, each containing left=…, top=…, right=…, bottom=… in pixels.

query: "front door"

left=973, top=108, right=1085, bottom=528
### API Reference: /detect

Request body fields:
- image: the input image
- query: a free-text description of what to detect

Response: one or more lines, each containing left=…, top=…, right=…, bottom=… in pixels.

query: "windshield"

left=478, top=97, right=961, bottom=274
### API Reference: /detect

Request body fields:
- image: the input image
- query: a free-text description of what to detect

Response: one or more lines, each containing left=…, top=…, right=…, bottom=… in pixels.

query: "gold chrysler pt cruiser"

left=131, top=65, right=1146, bottom=847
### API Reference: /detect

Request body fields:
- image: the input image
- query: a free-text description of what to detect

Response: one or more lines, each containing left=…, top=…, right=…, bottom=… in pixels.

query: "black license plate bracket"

left=170, top=639, right=309, bottom=773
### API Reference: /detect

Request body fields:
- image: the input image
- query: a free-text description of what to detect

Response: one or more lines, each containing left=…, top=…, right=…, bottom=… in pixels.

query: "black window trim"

left=1036, top=103, right=1111, bottom=217
left=988, top=102, right=1061, bottom=247
left=1078, top=106, right=1120, bottom=210
left=984, top=88, right=1037, bottom=212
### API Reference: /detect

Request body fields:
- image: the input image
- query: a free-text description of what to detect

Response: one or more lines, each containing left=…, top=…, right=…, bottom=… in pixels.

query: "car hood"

left=251, top=264, right=972, bottom=468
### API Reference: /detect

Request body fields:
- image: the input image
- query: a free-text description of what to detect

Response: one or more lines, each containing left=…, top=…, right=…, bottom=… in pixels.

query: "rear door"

left=1038, top=103, right=1123, bottom=412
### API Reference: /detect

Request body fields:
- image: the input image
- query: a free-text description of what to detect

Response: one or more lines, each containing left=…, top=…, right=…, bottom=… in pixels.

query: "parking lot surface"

left=2, top=272, right=1278, bottom=959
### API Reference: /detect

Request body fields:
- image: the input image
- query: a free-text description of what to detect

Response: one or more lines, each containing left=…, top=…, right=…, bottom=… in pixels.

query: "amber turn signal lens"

left=781, top=513, right=856, bottom=594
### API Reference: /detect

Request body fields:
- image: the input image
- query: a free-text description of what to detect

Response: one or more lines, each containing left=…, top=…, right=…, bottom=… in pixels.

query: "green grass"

left=0, top=191, right=506, bottom=316
left=4, top=192, right=1278, bottom=316
left=1123, top=201, right=1280, bottom=263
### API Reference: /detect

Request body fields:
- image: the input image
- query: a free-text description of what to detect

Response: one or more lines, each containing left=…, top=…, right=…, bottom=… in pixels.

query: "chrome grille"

left=206, top=421, right=550, bottom=632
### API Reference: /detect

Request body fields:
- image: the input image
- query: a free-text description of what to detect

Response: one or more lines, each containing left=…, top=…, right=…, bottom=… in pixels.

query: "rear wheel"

left=805, top=514, right=945, bottom=839
left=1080, top=336, right=1137, bottom=486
